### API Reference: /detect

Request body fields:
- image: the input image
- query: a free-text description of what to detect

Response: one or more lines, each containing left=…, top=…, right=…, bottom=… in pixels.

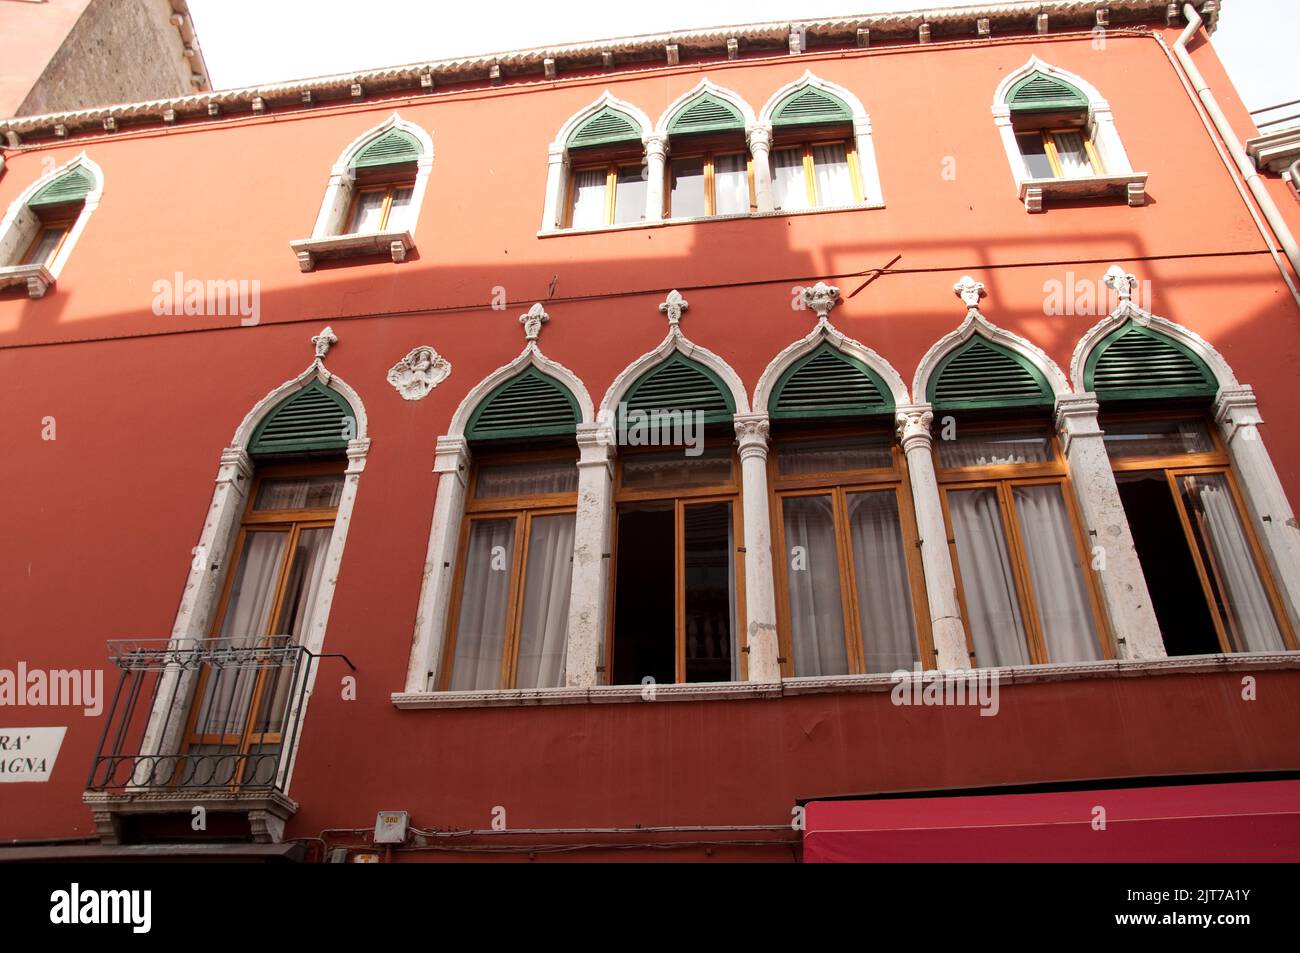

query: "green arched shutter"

left=567, top=107, right=642, bottom=150
left=1006, top=71, right=1088, bottom=114
left=1085, top=322, right=1218, bottom=402
left=467, top=367, right=580, bottom=441
left=770, top=343, right=893, bottom=419
left=624, top=352, right=735, bottom=424
left=928, top=337, right=1054, bottom=411
left=249, top=381, right=355, bottom=456
left=668, top=93, right=744, bottom=136
left=29, top=166, right=95, bottom=208
left=771, top=86, right=852, bottom=128
left=351, top=128, right=422, bottom=170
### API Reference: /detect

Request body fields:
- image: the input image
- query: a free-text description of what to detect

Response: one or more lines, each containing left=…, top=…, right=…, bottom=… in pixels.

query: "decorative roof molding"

left=0, top=2, right=1217, bottom=143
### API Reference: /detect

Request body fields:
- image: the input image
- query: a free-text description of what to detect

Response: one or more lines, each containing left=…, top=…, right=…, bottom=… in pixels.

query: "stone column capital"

left=734, top=413, right=771, bottom=460
left=1054, top=393, right=1103, bottom=453
left=894, top=404, right=934, bottom=453
left=433, top=435, right=471, bottom=482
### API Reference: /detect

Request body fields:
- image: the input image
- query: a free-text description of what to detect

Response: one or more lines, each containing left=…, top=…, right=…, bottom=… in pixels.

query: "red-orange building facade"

left=2, top=0, right=1299, bottom=861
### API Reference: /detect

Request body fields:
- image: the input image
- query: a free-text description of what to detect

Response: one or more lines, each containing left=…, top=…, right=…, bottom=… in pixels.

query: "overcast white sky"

left=188, top=0, right=1298, bottom=114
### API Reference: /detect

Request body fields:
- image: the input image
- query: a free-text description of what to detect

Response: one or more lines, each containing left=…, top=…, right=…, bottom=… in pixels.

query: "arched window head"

left=466, top=366, right=581, bottom=443
left=759, top=73, right=882, bottom=211
left=770, top=343, right=894, bottom=421
left=928, top=337, right=1055, bottom=413
left=249, top=380, right=358, bottom=457
left=659, top=82, right=757, bottom=220
left=1085, top=321, right=1218, bottom=404
left=992, top=58, right=1145, bottom=212
left=0, top=154, right=103, bottom=298
left=559, top=99, right=650, bottom=230
left=294, top=114, right=433, bottom=270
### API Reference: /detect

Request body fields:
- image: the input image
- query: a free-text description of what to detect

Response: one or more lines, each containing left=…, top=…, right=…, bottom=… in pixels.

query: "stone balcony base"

left=83, top=788, right=298, bottom=845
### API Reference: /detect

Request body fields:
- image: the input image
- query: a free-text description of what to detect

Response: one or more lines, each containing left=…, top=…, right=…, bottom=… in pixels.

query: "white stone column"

left=895, top=405, right=970, bottom=669
left=644, top=134, right=668, bottom=221
left=1055, top=394, right=1165, bottom=659
left=1215, top=385, right=1300, bottom=634
left=540, top=145, right=567, bottom=231
left=404, top=436, right=472, bottom=692
left=1089, top=102, right=1136, bottom=176
left=747, top=123, right=775, bottom=212
left=852, top=114, right=884, bottom=204
left=734, top=413, right=781, bottom=682
left=565, top=423, right=616, bottom=687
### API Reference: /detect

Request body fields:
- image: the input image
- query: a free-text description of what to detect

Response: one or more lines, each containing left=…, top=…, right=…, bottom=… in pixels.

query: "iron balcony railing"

left=88, top=636, right=351, bottom=794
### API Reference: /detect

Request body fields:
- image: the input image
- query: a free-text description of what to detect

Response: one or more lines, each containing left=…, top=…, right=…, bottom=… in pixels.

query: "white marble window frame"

left=0, top=152, right=104, bottom=298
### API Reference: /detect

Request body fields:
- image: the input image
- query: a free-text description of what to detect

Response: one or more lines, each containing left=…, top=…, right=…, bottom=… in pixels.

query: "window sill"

left=391, top=652, right=1300, bottom=710
left=0, top=262, right=54, bottom=298
left=289, top=230, right=413, bottom=272
left=82, top=789, right=298, bottom=845
left=538, top=201, right=885, bottom=237
left=1019, top=172, right=1147, bottom=212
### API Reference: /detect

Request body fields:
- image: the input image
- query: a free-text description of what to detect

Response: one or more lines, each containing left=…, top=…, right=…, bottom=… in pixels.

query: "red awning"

left=802, top=779, right=1300, bottom=862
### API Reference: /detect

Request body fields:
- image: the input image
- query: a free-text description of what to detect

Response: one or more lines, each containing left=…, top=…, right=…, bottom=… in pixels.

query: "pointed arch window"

left=767, top=86, right=862, bottom=210
left=929, top=337, right=1109, bottom=667
left=441, top=369, right=582, bottom=691
left=1087, top=323, right=1296, bottom=655
left=0, top=159, right=100, bottom=298
left=766, top=344, right=930, bottom=677
left=665, top=92, right=753, bottom=219
left=1006, top=72, right=1102, bottom=180
left=564, top=106, right=648, bottom=229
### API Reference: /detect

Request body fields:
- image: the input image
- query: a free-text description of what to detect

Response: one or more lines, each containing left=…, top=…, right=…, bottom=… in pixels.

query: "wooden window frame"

left=605, top=441, right=747, bottom=684
left=1016, top=126, right=1104, bottom=179
left=183, top=460, right=346, bottom=789
left=1104, top=412, right=1298, bottom=652
left=563, top=157, right=645, bottom=228
left=343, top=170, right=416, bottom=235
left=439, top=449, right=580, bottom=691
left=935, top=422, right=1113, bottom=666
left=768, top=430, right=933, bottom=677
left=770, top=132, right=864, bottom=208
left=665, top=147, right=757, bottom=218
left=21, top=216, right=77, bottom=267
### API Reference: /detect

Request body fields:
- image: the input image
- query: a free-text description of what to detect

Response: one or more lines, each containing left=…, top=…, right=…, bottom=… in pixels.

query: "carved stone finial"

left=1103, top=265, right=1138, bottom=303
left=953, top=276, right=986, bottom=312
left=520, top=302, right=549, bottom=341
left=387, top=345, right=451, bottom=401
left=312, top=326, right=338, bottom=360
left=800, top=281, right=840, bottom=321
left=659, top=289, right=689, bottom=331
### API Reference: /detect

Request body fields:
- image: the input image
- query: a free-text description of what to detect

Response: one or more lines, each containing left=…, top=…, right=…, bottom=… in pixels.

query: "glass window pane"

left=620, top=447, right=732, bottom=490
left=948, top=487, right=1030, bottom=667
left=384, top=186, right=415, bottom=230
left=776, top=434, right=894, bottom=477
left=1052, top=131, right=1095, bottom=177
left=669, top=155, right=707, bottom=218
left=23, top=225, right=68, bottom=265
left=811, top=142, right=854, bottom=206
left=613, top=163, right=647, bottom=224
left=347, top=189, right=387, bottom=233
left=475, top=459, right=578, bottom=498
left=450, top=519, right=516, bottom=690
left=771, top=147, right=809, bottom=211
left=1012, top=484, right=1101, bottom=662
left=683, top=503, right=736, bottom=682
left=260, top=527, right=334, bottom=733
left=847, top=491, right=919, bottom=673
left=782, top=494, right=849, bottom=677
left=938, top=427, right=1054, bottom=468
left=1016, top=132, right=1056, bottom=179
left=1103, top=419, right=1215, bottom=459
left=515, top=513, right=576, bottom=689
left=254, top=475, right=345, bottom=510
left=1178, top=473, right=1286, bottom=652
left=714, top=152, right=750, bottom=215
left=568, top=167, right=607, bottom=228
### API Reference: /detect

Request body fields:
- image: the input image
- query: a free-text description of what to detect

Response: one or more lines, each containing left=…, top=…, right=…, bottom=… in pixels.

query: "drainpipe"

left=1174, top=2, right=1300, bottom=280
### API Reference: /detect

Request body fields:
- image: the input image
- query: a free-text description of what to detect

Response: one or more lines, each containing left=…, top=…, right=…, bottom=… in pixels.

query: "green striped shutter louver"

left=771, top=87, right=852, bottom=128
left=28, top=166, right=94, bottom=208
left=351, top=128, right=422, bottom=170
left=1006, top=72, right=1088, bottom=114
left=249, top=381, right=355, bottom=456
left=1085, top=322, right=1217, bottom=402
left=567, top=107, right=642, bottom=150
left=928, top=337, right=1054, bottom=411
left=467, top=367, right=580, bottom=441
left=770, top=343, right=893, bottom=419
left=623, top=352, right=735, bottom=424
left=668, top=93, right=744, bottom=136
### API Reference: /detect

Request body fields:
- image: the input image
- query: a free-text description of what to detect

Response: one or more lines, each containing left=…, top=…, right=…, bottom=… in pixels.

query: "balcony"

left=85, top=636, right=349, bottom=844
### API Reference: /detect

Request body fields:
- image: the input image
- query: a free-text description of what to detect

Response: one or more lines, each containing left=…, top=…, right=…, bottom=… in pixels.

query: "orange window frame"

left=439, top=450, right=579, bottom=691
left=21, top=217, right=76, bottom=266
left=344, top=175, right=415, bottom=234
left=564, top=159, right=644, bottom=228
left=935, top=422, right=1113, bottom=666
left=771, top=134, right=864, bottom=207
left=1018, top=126, right=1104, bottom=178
left=665, top=149, right=757, bottom=218
left=768, top=431, right=933, bottom=677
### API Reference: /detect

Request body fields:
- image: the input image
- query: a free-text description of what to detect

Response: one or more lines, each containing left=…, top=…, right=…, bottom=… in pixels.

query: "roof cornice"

left=1, top=1, right=1218, bottom=145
